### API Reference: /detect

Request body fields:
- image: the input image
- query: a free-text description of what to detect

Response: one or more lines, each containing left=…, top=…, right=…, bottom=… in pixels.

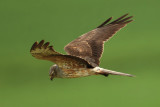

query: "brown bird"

left=30, top=13, right=134, bottom=80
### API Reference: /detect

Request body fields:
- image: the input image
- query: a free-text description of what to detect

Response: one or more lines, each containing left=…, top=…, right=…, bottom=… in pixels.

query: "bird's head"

left=49, top=64, right=58, bottom=80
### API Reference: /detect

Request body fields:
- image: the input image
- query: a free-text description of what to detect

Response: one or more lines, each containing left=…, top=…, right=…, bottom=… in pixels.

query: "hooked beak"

left=50, top=75, right=54, bottom=80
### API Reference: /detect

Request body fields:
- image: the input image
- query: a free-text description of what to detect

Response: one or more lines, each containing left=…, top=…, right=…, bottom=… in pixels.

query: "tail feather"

left=93, top=67, right=134, bottom=77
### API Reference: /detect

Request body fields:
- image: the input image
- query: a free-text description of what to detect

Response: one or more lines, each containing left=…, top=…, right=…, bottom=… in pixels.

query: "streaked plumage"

left=30, top=13, right=134, bottom=80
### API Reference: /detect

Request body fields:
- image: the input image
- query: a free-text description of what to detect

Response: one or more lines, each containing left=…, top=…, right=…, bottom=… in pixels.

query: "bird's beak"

left=50, top=75, right=54, bottom=80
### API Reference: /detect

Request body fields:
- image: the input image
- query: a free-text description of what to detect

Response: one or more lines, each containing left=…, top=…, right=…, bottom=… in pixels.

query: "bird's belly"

left=57, top=68, right=94, bottom=78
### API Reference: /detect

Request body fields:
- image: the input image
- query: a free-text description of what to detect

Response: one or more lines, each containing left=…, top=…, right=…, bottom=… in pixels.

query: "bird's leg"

left=93, top=67, right=134, bottom=77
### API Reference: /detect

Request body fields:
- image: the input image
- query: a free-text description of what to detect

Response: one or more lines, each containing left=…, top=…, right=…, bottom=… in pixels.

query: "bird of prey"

left=30, top=13, right=134, bottom=80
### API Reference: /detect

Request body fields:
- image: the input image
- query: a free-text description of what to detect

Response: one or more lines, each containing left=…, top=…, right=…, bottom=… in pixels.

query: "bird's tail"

left=93, top=67, right=134, bottom=77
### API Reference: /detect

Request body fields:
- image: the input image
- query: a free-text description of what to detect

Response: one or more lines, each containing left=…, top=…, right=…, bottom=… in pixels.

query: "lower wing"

left=30, top=40, right=93, bottom=68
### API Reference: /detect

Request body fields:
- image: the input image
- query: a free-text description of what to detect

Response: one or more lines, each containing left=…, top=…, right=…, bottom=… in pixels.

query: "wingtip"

left=111, top=14, right=134, bottom=24
left=124, top=19, right=134, bottom=24
left=118, top=16, right=134, bottom=24
left=30, top=41, right=38, bottom=52
left=49, top=46, right=54, bottom=51
left=97, top=17, right=113, bottom=28
left=124, top=13, right=129, bottom=16
left=122, top=13, right=134, bottom=18
left=43, top=42, right=50, bottom=49
left=37, top=40, right=45, bottom=48
left=39, top=40, right=45, bottom=42
left=30, top=40, right=53, bottom=52
left=109, top=17, right=113, bottom=20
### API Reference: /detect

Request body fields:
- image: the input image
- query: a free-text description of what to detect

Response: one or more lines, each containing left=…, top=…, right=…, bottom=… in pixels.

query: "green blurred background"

left=0, top=0, right=159, bottom=107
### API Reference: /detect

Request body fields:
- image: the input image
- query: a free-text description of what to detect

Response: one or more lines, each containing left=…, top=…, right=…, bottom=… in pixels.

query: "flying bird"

left=30, top=13, right=134, bottom=80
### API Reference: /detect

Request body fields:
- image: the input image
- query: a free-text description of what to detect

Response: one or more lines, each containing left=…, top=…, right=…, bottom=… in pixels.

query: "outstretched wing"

left=64, top=14, right=133, bottom=67
left=30, top=40, right=93, bottom=68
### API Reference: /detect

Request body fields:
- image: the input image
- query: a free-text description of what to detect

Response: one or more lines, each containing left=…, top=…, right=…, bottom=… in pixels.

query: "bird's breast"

left=56, top=68, right=95, bottom=78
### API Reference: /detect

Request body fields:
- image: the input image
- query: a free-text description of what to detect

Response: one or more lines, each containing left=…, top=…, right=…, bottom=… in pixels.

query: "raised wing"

left=64, top=14, right=133, bottom=67
left=30, top=40, right=93, bottom=68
